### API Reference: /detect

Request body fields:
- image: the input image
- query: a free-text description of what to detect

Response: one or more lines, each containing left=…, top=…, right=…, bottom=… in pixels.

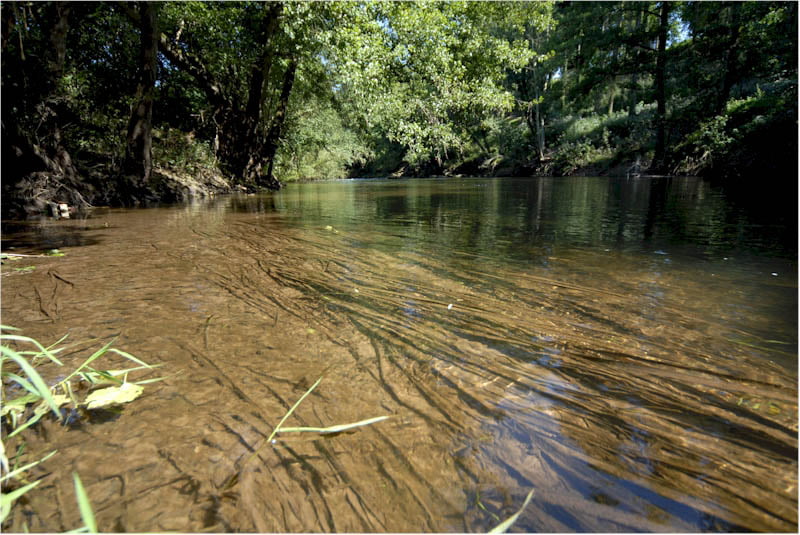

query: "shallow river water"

left=1, top=176, right=797, bottom=532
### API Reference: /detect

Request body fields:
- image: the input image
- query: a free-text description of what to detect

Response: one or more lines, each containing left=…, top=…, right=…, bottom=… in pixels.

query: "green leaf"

left=1, top=393, right=40, bottom=416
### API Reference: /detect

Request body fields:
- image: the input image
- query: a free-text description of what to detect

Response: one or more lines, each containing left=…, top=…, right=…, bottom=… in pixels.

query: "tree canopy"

left=1, top=1, right=796, bottom=216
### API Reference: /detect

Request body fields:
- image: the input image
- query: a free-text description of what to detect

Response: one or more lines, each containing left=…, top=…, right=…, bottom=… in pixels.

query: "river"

left=1, top=176, right=796, bottom=532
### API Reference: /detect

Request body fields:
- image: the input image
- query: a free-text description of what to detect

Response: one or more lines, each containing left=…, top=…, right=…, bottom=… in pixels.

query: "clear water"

left=2, top=176, right=796, bottom=532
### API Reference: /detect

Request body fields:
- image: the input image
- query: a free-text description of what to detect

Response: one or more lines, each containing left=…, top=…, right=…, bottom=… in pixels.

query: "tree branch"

left=119, top=1, right=227, bottom=109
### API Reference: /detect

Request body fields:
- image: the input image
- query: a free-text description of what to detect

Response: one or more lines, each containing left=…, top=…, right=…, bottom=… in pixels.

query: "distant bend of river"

left=1, top=176, right=796, bottom=532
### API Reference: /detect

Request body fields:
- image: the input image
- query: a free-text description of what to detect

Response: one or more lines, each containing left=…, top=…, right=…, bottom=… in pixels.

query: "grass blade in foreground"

left=1, top=345, right=62, bottom=419
left=72, top=472, right=97, bottom=533
left=489, top=489, right=535, bottom=534
left=1, top=450, right=58, bottom=483
left=1, top=480, right=41, bottom=523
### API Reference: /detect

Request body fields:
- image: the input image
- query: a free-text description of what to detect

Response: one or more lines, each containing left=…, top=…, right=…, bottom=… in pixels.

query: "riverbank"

left=1, top=165, right=235, bottom=220
left=0, top=156, right=640, bottom=221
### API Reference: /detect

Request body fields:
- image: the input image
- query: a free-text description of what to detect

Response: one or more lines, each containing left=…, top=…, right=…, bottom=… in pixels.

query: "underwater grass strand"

left=278, top=415, right=390, bottom=434
left=220, top=376, right=325, bottom=490
left=247, top=375, right=323, bottom=462
left=489, top=489, right=535, bottom=534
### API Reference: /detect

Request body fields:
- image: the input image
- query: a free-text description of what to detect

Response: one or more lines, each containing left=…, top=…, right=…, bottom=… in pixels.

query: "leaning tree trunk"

left=120, top=1, right=160, bottom=203
left=215, top=2, right=282, bottom=184
left=261, top=58, right=297, bottom=188
left=123, top=2, right=292, bottom=190
left=147, top=2, right=285, bottom=188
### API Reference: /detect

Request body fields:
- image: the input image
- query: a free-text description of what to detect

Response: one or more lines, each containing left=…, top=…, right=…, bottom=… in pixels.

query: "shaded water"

left=2, top=176, right=797, bottom=532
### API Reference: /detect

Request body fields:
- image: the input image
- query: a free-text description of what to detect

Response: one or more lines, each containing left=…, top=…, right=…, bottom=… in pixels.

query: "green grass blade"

left=1, top=451, right=58, bottom=483
left=0, top=346, right=61, bottom=419
left=3, top=372, right=40, bottom=397
left=1, top=480, right=42, bottom=523
left=72, top=472, right=97, bottom=533
left=7, top=412, right=46, bottom=438
left=79, top=369, right=123, bottom=387
left=130, top=375, right=168, bottom=385
left=43, top=332, right=70, bottom=352
left=80, top=364, right=165, bottom=386
left=489, top=489, right=535, bottom=534
left=278, top=415, right=390, bottom=434
left=0, top=334, right=64, bottom=365
left=56, top=339, right=116, bottom=387
left=107, top=348, right=153, bottom=369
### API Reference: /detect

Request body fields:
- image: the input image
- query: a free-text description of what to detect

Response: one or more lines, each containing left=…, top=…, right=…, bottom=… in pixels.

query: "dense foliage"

left=1, top=1, right=796, bottom=215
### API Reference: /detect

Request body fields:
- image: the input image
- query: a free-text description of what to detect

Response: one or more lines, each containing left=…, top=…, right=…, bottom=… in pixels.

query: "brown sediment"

left=0, top=194, right=796, bottom=532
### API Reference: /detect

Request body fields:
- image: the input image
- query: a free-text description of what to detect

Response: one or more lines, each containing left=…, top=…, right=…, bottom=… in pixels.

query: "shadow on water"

left=1, top=218, right=106, bottom=251
left=1, top=177, right=796, bottom=532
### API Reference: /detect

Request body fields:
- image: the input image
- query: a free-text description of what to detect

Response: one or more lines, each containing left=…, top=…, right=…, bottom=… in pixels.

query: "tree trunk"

left=608, top=81, right=615, bottom=115
left=650, top=1, right=670, bottom=173
left=244, top=2, right=282, bottom=137
left=121, top=1, right=159, bottom=200
left=529, top=70, right=548, bottom=161
left=123, top=3, right=291, bottom=190
left=215, top=2, right=283, bottom=182
left=1, top=4, right=94, bottom=217
left=717, top=23, right=740, bottom=114
left=627, top=7, right=644, bottom=118
left=628, top=70, right=639, bottom=117
left=262, top=58, right=297, bottom=188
